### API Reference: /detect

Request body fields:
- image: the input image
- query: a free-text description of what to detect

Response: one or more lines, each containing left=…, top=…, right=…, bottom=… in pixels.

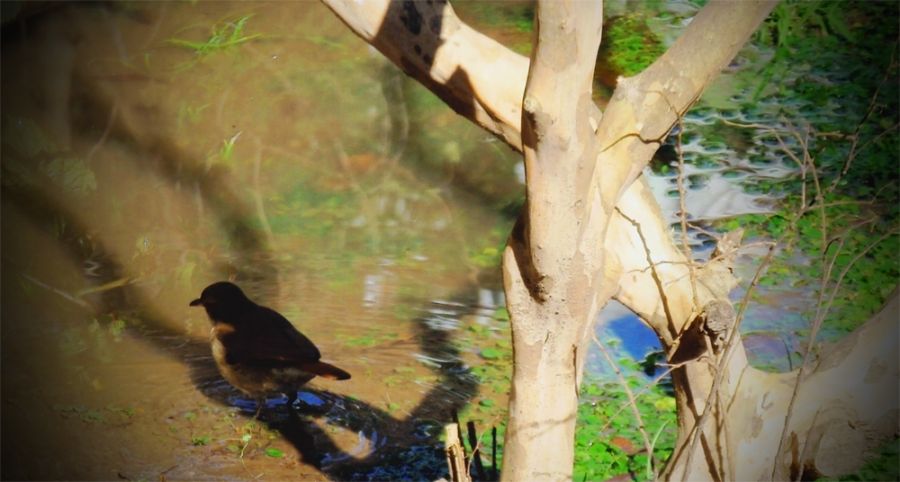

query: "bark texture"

left=500, top=3, right=606, bottom=479
left=321, top=0, right=897, bottom=480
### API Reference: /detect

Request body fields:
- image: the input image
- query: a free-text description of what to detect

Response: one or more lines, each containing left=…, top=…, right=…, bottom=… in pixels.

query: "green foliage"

left=43, top=157, right=97, bottom=196
left=168, top=15, right=261, bottom=56
left=574, top=378, right=677, bottom=481
left=264, top=447, right=285, bottom=458
left=719, top=194, right=898, bottom=334
left=191, top=435, right=211, bottom=446
left=468, top=224, right=512, bottom=269
left=337, top=330, right=398, bottom=348
left=758, top=0, right=861, bottom=49
left=218, top=132, right=241, bottom=165
left=493, top=307, right=510, bottom=322
left=53, top=403, right=137, bottom=425
left=479, top=347, right=503, bottom=360
left=456, top=303, right=679, bottom=481
left=713, top=0, right=900, bottom=336
left=828, top=438, right=900, bottom=482
left=470, top=245, right=502, bottom=269
left=176, top=102, right=209, bottom=129
left=752, top=2, right=899, bottom=198
left=108, top=319, right=127, bottom=341
left=597, top=14, right=666, bottom=77
left=267, top=176, right=356, bottom=237
left=452, top=1, right=534, bottom=34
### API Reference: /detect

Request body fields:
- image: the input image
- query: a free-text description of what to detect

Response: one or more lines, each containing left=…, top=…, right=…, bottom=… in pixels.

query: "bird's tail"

left=302, top=361, right=351, bottom=380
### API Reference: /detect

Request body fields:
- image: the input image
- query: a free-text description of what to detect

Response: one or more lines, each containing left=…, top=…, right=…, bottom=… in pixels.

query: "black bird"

left=189, top=281, right=350, bottom=411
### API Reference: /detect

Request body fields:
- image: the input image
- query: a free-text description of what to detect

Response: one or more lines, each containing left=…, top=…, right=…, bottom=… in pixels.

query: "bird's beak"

left=190, top=298, right=203, bottom=307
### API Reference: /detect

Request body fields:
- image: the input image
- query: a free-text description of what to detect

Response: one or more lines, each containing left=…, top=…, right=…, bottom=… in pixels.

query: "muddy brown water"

left=2, top=1, right=801, bottom=480
left=2, top=2, right=519, bottom=479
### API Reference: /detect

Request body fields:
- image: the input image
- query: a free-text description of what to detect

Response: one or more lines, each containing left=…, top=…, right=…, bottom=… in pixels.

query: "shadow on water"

left=1, top=2, right=501, bottom=479
left=8, top=138, right=465, bottom=474
left=2, top=1, right=823, bottom=479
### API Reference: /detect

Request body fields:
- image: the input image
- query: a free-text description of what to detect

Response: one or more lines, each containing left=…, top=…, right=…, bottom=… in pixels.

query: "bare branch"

left=774, top=228, right=899, bottom=478
left=679, top=242, right=775, bottom=481
left=321, top=0, right=527, bottom=150
left=829, top=44, right=898, bottom=193
left=596, top=0, right=779, bottom=205
left=593, top=334, right=656, bottom=479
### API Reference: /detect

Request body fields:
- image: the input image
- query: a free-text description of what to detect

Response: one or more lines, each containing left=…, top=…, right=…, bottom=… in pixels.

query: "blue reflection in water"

left=605, top=314, right=661, bottom=361
left=587, top=301, right=662, bottom=379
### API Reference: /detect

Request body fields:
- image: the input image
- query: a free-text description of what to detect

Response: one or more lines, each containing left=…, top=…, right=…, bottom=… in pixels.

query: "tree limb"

left=519, top=0, right=604, bottom=298
left=320, top=0, right=526, bottom=149
left=594, top=0, right=778, bottom=205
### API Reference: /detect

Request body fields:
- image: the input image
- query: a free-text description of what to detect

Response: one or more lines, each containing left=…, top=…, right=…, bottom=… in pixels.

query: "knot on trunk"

left=509, top=208, right=550, bottom=303
left=700, top=299, right=736, bottom=353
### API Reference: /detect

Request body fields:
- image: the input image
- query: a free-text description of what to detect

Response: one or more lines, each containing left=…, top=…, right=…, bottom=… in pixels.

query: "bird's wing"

left=225, top=306, right=322, bottom=366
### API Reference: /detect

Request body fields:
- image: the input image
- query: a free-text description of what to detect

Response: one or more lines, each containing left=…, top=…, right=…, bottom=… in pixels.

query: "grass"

left=826, top=438, right=900, bottom=482
left=168, top=15, right=261, bottom=57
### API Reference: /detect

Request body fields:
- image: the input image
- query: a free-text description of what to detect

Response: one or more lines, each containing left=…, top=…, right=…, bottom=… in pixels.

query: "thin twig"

left=466, top=421, right=487, bottom=481
left=593, top=334, right=656, bottom=480
left=596, top=359, right=695, bottom=436
left=650, top=419, right=672, bottom=480
left=680, top=242, right=775, bottom=481
left=773, top=229, right=897, bottom=480
left=86, top=103, right=119, bottom=162
left=22, top=274, right=95, bottom=311
left=614, top=207, right=679, bottom=349
left=621, top=239, right=771, bottom=277
left=252, top=136, right=275, bottom=247
left=828, top=45, right=897, bottom=192
left=674, top=113, right=700, bottom=310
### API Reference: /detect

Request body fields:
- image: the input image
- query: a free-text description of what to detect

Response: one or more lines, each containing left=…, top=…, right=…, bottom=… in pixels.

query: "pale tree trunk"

left=501, top=3, right=606, bottom=479
left=321, top=0, right=898, bottom=480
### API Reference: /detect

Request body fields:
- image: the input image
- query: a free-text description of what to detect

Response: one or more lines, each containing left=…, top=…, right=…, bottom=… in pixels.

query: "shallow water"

left=1, top=2, right=516, bottom=479
left=1, top=1, right=810, bottom=479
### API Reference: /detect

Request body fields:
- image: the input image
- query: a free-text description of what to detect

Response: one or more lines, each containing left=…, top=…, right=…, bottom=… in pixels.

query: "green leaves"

left=337, top=331, right=399, bottom=348
left=264, top=447, right=285, bottom=458
left=168, top=15, right=261, bottom=57
left=479, top=348, right=502, bottom=360
left=597, top=14, right=666, bottom=77
left=43, top=157, right=97, bottom=196
left=574, top=379, right=677, bottom=481
left=191, top=435, right=211, bottom=446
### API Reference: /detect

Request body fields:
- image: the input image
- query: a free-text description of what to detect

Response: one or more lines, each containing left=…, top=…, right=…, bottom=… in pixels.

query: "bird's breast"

left=208, top=327, right=257, bottom=395
left=210, top=336, right=229, bottom=367
left=210, top=324, right=237, bottom=373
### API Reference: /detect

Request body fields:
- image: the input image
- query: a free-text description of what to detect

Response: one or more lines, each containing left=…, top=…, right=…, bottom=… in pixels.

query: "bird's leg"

left=253, top=397, right=265, bottom=419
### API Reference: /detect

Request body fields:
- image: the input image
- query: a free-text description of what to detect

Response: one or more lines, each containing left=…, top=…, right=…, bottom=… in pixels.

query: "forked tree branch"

left=321, top=0, right=769, bottom=321
left=320, top=2, right=898, bottom=481
left=593, top=0, right=777, bottom=206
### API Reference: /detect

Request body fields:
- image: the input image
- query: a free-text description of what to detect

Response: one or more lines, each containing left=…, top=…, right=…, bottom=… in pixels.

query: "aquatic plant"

left=168, top=15, right=260, bottom=57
